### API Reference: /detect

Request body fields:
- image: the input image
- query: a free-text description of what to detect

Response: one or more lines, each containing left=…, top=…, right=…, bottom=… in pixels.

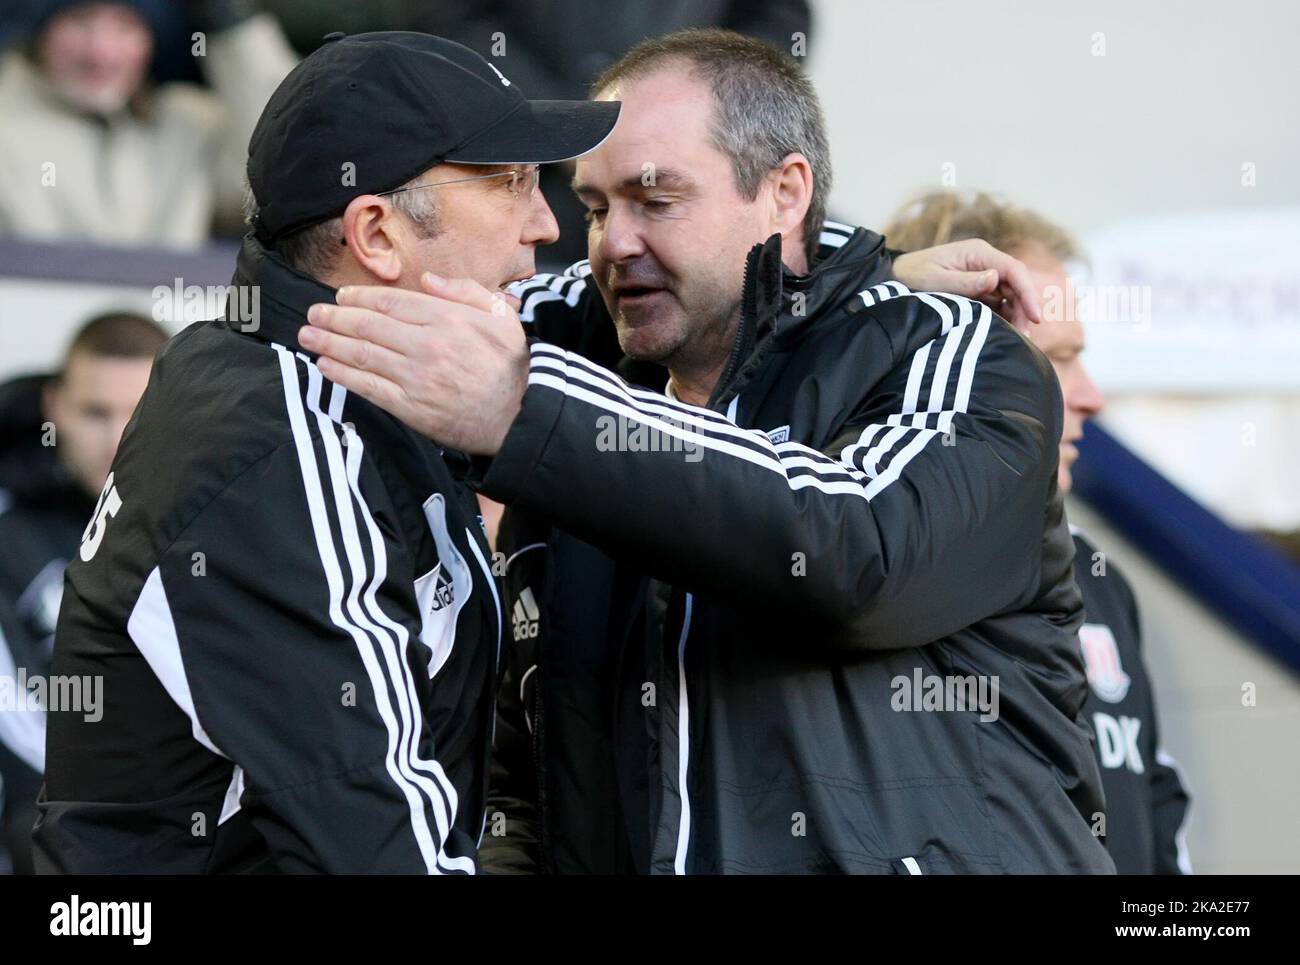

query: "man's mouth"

left=614, top=286, right=667, bottom=304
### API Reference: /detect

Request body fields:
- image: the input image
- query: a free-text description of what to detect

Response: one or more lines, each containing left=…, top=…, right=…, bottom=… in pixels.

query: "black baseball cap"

left=247, top=31, right=620, bottom=244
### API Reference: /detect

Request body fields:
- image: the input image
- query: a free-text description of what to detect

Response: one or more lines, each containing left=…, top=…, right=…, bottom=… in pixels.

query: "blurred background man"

left=886, top=192, right=1193, bottom=874
left=0, top=309, right=166, bottom=874
left=0, top=0, right=295, bottom=247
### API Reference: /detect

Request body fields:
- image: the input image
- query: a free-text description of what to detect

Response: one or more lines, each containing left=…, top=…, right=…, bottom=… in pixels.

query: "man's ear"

left=768, top=152, right=813, bottom=246
left=340, top=196, right=404, bottom=283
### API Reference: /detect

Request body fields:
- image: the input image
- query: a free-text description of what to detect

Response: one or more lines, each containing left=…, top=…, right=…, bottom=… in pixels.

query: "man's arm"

left=509, top=260, right=604, bottom=352
left=891, top=240, right=1043, bottom=327
left=298, top=263, right=1050, bottom=645
left=189, top=1, right=298, bottom=232
left=475, top=294, right=1059, bottom=650
left=508, top=260, right=645, bottom=374
left=504, top=233, right=1037, bottom=354
left=154, top=421, right=467, bottom=873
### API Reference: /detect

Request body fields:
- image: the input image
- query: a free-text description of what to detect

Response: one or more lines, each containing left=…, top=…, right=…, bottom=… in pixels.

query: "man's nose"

left=1073, top=366, right=1106, bottom=418
left=523, top=192, right=560, bottom=248
left=594, top=207, right=645, bottom=264
left=88, top=27, right=123, bottom=64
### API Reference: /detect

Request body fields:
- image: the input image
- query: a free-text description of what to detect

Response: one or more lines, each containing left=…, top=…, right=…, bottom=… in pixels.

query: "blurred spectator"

left=408, top=0, right=813, bottom=265
left=886, top=192, right=1193, bottom=874
left=0, top=309, right=166, bottom=874
left=0, top=0, right=296, bottom=247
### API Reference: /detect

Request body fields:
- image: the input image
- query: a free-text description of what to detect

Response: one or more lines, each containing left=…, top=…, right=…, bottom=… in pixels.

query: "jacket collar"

left=764, top=223, right=889, bottom=340
left=705, top=224, right=887, bottom=409
left=222, top=233, right=337, bottom=355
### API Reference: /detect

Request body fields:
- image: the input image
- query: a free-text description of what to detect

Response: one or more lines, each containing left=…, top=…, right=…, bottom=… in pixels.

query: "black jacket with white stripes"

left=478, top=222, right=1114, bottom=874
left=34, top=237, right=503, bottom=874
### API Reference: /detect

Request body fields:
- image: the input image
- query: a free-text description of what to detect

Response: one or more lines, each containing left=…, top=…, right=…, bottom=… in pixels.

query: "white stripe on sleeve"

left=127, top=565, right=225, bottom=758
left=275, top=344, right=450, bottom=874
left=524, top=290, right=991, bottom=505
left=298, top=356, right=475, bottom=874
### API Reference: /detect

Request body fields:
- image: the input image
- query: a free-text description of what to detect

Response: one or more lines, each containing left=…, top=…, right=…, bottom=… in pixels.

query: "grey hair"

left=241, top=174, right=442, bottom=280
left=593, top=29, right=832, bottom=266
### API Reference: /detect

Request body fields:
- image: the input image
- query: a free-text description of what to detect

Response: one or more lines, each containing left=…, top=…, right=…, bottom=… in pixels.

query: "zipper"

left=706, top=246, right=759, bottom=411
left=666, top=249, right=761, bottom=869
left=671, top=592, right=695, bottom=875
left=531, top=667, right=548, bottom=871
left=531, top=537, right=552, bottom=872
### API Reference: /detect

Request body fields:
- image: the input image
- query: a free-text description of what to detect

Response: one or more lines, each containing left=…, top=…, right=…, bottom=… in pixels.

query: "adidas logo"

left=427, top=565, right=455, bottom=612
left=512, top=587, right=540, bottom=641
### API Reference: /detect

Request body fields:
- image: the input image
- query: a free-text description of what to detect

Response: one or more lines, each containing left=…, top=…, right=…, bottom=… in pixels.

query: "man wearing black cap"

left=33, top=32, right=618, bottom=874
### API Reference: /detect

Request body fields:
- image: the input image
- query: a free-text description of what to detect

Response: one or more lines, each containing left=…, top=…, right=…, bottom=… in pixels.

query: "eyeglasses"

left=378, top=164, right=540, bottom=203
